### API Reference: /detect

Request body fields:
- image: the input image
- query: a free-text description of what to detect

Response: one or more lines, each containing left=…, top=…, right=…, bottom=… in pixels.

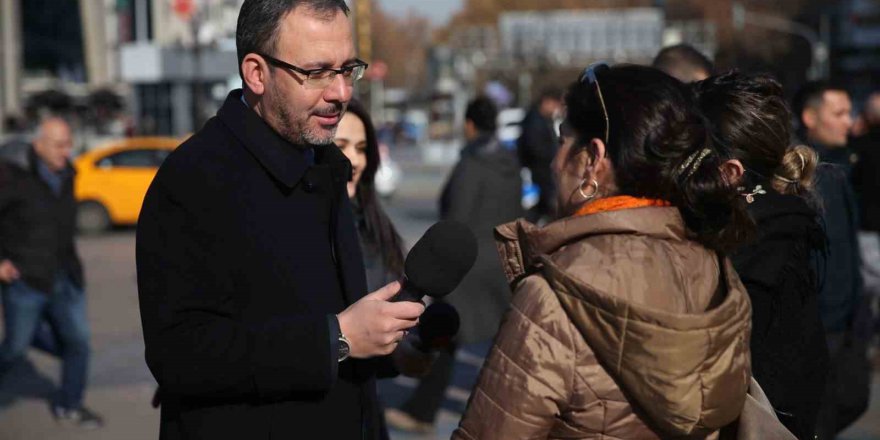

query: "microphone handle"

left=393, top=277, right=428, bottom=302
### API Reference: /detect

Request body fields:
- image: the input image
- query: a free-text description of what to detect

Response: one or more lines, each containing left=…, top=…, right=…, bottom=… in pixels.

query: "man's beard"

left=269, top=88, right=343, bottom=147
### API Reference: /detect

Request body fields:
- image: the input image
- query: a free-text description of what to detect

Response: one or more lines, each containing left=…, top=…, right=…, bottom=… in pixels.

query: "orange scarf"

left=574, top=195, right=671, bottom=217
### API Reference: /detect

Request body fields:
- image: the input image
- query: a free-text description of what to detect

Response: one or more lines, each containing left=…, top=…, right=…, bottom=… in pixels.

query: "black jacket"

left=0, top=146, right=83, bottom=293
left=731, top=190, right=829, bottom=439
left=517, top=107, right=558, bottom=217
left=137, top=90, right=388, bottom=440
left=440, top=135, right=523, bottom=344
left=812, top=143, right=863, bottom=333
left=852, top=128, right=880, bottom=232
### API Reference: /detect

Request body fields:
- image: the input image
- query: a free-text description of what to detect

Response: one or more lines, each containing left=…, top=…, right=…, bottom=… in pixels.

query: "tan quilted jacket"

left=452, top=207, right=752, bottom=440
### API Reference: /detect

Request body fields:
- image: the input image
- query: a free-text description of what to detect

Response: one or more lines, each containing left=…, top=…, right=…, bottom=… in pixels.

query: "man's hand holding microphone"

left=337, top=281, right=423, bottom=358
left=337, top=221, right=476, bottom=375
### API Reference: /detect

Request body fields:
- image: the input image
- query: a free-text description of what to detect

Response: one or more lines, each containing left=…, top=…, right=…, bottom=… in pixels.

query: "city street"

left=0, top=161, right=878, bottom=440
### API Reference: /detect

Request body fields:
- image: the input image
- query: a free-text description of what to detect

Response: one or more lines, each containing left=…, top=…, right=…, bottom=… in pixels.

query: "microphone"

left=394, top=220, right=478, bottom=302
left=413, top=302, right=460, bottom=352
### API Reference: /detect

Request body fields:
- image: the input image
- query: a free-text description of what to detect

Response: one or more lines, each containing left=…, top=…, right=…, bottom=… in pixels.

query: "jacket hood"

left=495, top=207, right=751, bottom=437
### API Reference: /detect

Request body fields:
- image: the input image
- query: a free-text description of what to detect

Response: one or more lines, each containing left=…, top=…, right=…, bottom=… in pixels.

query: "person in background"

left=695, top=71, right=828, bottom=439
left=334, top=99, right=406, bottom=292
left=852, top=92, right=880, bottom=363
left=385, top=96, right=524, bottom=434
left=794, top=81, right=870, bottom=439
left=518, top=88, right=562, bottom=223
left=0, top=117, right=103, bottom=428
left=652, top=43, right=714, bottom=83
left=335, top=99, right=437, bottom=440
left=453, top=64, right=753, bottom=439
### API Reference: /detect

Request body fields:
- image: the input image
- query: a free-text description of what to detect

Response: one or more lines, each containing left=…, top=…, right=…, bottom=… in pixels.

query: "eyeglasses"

left=257, top=53, right=369, bottom=89
left=579, top=62, right=611, bottom=145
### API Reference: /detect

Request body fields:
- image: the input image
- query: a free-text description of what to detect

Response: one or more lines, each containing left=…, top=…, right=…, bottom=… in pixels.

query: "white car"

left=375, top=143, right=401, bottom=199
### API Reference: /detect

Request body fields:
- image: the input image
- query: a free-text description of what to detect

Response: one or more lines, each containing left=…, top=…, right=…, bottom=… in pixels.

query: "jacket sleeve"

left=453, top=275, right=573, bottom=440
left=136, top=180, right=335, bottom=403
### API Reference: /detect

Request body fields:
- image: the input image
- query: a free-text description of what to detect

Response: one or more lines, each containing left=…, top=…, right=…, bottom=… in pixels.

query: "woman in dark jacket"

left=695, top=72, right=829, bottom=439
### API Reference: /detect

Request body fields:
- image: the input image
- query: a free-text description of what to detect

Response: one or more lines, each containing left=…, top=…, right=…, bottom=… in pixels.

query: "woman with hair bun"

left=694, top=71, right=828, bottom=440
left=452, top=64, right=753, bottom=439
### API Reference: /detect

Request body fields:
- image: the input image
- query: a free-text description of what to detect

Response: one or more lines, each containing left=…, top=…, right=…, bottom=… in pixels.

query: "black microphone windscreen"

left=418, top=302, right=460, bottom=345
left=405, top=220, right=477, bottom=298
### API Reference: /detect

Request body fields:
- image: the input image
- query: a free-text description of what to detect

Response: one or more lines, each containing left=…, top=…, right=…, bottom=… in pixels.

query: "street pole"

left=79, top=0, right=109, bottom=86
left=354, top=0, right=376, bottom=114
left=1, top=0, right=24, bottom=137
left=732, top=2, right=827, bottom=80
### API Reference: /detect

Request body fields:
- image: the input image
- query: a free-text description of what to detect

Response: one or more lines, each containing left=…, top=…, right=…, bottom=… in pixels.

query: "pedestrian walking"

left=0, top=117, right=103, bottom=429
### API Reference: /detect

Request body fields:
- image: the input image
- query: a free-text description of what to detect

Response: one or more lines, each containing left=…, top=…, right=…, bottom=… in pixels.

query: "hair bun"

left=773, top=145, right=818, bottom=194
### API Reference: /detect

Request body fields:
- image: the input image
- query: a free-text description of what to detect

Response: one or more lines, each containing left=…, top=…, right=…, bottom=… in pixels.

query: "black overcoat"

left=137, top=90, right=387, bottom=439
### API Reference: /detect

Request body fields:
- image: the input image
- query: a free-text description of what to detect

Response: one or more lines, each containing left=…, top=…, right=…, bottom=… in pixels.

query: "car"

left=74, top=137, right=180, bottom=233
left=375, top=143, right=401, bottom=199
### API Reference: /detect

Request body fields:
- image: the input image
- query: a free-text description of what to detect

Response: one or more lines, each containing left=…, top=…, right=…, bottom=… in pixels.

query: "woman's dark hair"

left=565, top=64, right=752, bottom=252
left=344, top=100, right=405, bottom=276
left=693, top=71, right=819, bottom=204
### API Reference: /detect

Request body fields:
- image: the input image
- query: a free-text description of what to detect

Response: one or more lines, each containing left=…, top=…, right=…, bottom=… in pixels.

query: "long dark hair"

left=344, top=99, right=405, bottom=276
left=693, top=71, right=819, bottom=205
left=564, top=64, right=752, bottom=252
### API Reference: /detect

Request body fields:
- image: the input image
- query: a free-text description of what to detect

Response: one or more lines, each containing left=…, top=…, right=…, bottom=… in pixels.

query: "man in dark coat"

left=136, top=1, right=424, bottom=439
left=794, top=81, right=870, bottom=438
left=387, top=97, right=523, bottom=433
left=852, top=92, right=880, bottom=305
left=0, top=118, right=103, bottom=428
left=518, top=88, right=561, bottom=222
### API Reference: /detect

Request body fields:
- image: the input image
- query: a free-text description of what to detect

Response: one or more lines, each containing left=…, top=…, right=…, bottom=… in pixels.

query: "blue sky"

left=376, top=0, right=463, bottom=24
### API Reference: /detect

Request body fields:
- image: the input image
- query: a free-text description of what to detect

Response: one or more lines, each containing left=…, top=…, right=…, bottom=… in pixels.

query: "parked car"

left=74, top=137, right=180, bottom=233
left=375, top=143, right=401, bottom=199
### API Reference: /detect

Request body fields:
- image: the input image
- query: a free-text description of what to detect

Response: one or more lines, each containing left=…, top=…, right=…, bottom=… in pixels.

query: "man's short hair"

left=537, top=87, right=563, bottom=103
left=236, top=0, right=350, bottom=78
left=652, top=44, right=714, bottom=82
left=792, top=80, right=849, bottom=125
left=465, top=96, right=498, bottom=133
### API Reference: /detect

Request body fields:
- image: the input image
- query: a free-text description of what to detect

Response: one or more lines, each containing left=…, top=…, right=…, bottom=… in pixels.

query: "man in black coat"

left=517, top=88, right=561, bottom=222
left=136, top=1, right=425, bottom=439
left=794, top=81, right=870, bottom=438
left=0, top=118, right=103, bottom=428
left=852, top=92, right=880, bottom=302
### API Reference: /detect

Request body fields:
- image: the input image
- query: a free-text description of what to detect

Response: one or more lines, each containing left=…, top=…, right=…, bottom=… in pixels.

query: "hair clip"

left=674, top=148, right=712, bottom=180
left=741, top=184, right=766, bottom=204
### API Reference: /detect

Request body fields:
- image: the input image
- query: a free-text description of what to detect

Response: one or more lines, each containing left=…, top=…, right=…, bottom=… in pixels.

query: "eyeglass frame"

left=578, top=62, right=611, bottom=146
left=256, top=52, right=369, bottom=88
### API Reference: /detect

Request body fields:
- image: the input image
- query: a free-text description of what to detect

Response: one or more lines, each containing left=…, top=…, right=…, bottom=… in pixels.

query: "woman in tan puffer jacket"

left=452, top=64, right=755, bottom=440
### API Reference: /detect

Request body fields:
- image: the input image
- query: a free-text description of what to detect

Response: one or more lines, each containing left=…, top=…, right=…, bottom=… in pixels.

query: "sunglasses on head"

left=579, top=62, right=611, bottom=146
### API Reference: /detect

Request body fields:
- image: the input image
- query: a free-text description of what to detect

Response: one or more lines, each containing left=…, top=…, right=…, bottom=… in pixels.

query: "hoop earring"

left=578, top=179, right=600, bottom=200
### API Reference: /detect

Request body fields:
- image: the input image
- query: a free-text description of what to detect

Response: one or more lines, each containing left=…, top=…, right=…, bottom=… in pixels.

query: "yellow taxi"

left=74, top=137, right=180, bottom=232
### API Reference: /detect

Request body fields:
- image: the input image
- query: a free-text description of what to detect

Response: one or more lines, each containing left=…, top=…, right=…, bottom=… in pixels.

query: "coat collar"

left=216, top=89, right=350, bottom=188
left=495, top=207, right=688, bottom=283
